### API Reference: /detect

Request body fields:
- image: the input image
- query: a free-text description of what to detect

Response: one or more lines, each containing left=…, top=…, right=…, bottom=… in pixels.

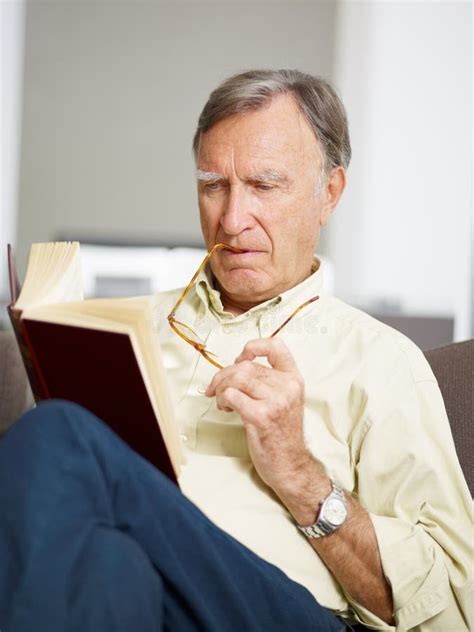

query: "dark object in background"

left=372, top=313, right=454, bottom=351
left=425, top=339, right=473, bottom=495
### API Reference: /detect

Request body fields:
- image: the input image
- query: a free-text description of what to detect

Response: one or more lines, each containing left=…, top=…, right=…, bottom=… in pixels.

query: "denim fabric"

left=0, top=400, right=345, bottom=632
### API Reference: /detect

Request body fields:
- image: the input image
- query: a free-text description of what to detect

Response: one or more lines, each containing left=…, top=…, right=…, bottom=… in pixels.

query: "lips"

left=220, top=246, right=264, bottom=253
left=222, top=249, right=263, bottom=256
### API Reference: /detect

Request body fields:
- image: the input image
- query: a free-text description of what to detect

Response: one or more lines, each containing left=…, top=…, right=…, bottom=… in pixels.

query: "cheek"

left=271, top=194, right=317, bottom=237
left=199, top=202, right=219, bottom=242
left=269, top=200, right=319, bottom=258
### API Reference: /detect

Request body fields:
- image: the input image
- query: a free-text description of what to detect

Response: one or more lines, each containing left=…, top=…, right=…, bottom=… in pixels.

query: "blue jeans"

left=0, top=400, right=346, bottom=632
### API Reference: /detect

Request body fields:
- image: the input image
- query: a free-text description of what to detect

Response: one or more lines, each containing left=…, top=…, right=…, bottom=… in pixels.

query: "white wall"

left=0, top=0, right=25, bottom=299
left=332, top=1, right=472, bottom=340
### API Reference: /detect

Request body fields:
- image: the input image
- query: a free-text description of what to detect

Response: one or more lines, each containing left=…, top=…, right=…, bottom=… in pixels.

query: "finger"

left=206, top=360, right=271, bottom=397
left=213, top=368, right=274, bottom=401
left=205, top=364, right=239, bottom=397
left=234, top=338, right=298, bottom=372
left=216, top=386, right=265, bottom=422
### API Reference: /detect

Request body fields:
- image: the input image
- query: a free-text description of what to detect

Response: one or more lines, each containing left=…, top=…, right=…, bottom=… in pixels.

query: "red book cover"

left=21, top=320, right=176, bottom=482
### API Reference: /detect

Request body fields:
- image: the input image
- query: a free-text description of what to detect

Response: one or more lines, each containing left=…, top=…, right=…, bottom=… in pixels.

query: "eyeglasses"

left=167, top=243, right=320, bottom=369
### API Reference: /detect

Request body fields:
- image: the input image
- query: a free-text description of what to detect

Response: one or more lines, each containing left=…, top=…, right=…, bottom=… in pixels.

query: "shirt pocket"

left=195, top=398, right=250, bottom=458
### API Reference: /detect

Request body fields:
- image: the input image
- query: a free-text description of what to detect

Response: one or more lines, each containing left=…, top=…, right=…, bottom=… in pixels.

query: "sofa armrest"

left=0, top=331, right=32, bottom=436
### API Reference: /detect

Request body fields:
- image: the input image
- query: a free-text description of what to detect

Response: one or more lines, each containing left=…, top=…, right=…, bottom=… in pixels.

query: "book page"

left=16, top=242, right=84, bottom=310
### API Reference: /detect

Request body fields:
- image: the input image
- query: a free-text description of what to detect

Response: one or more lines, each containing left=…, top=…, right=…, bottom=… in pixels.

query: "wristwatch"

left=297, top=481, right=348, bottom=539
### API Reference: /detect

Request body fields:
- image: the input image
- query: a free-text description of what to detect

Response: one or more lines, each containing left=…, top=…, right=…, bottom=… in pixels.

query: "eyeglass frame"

left=167, top=243, right=320, bottom=369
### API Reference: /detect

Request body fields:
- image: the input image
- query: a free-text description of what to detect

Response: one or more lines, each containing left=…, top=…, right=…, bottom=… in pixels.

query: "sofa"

left=0, top=331, right=472, bottom=495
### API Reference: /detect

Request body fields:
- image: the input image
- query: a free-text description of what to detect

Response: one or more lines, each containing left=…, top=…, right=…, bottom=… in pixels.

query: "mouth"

left=221, top=249, right=264, bottom=259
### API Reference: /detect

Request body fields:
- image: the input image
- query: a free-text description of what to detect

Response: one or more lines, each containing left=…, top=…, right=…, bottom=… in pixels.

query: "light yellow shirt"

left=154, top=257, right=473, bottom=632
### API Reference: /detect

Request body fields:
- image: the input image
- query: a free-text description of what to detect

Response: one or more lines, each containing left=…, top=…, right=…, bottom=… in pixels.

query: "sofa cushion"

left=425, top=339, right=474, bottom=495
left=0, top=331, right=30, bottom=435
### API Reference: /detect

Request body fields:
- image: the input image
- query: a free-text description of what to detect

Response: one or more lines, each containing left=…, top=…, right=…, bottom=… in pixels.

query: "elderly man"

left=0, top=70, right=471, bottom=632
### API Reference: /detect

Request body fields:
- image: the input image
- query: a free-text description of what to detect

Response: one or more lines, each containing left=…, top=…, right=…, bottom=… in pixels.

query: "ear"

left=319, top=167, right=346, bottom=226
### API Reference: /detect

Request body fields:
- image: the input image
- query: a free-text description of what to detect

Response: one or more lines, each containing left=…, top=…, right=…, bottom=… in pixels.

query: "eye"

left=255, top=182, right=274, bottom=191
left=204, top=181, right=223, bottom=191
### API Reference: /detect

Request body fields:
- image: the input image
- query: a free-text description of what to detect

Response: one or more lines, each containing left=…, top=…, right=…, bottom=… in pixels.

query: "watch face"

left=323, top=498, right=347, bottom=526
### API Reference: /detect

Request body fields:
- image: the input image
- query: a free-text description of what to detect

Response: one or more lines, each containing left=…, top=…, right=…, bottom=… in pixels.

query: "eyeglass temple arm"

left=269, top=295, right=320, bottom=338
left=167, top=243, right=244, bottom=319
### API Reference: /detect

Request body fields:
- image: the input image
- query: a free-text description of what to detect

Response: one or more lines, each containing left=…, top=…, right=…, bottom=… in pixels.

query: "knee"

left=1, top=399, right=100, bottom=448
left=25, top=398, right=91, bottom=426
left=34, top=398, right=89, bottom=419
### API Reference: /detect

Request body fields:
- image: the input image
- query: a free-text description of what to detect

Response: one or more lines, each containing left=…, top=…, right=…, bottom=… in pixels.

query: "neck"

left=218, top=290, right=260, bottom=316
left=212, top=275, right=260, bottom=315
left=216, top=264, right=316, bottom=316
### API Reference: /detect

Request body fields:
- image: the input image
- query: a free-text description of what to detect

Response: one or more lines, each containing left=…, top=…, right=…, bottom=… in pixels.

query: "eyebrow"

left=196, top=169, right=223, bottom=182
left=196, top=168, right=289, bottom=185
left=248, top=169, right=289, bottom=185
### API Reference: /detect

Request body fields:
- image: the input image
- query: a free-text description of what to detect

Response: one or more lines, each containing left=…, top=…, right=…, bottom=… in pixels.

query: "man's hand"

left=205, top=338, right=319, bottom=497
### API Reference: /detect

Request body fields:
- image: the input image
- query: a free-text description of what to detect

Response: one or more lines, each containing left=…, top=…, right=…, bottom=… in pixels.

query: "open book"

left=7, top=242, right=183, bottom=484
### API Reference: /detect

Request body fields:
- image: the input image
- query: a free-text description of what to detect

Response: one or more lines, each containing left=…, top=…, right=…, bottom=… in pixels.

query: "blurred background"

left=1, top=0, right=473, bottom=349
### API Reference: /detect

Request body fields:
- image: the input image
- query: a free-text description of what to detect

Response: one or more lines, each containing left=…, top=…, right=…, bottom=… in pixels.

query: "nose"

left=219, top=184, right=255, bottom=237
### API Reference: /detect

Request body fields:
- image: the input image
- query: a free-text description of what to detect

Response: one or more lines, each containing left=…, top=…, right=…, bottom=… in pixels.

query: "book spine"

left=7, top=306, right=50, bottom=403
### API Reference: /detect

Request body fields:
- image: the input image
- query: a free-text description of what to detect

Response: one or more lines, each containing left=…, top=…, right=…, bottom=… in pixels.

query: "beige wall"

left=16, top=0, right=336, bottom=275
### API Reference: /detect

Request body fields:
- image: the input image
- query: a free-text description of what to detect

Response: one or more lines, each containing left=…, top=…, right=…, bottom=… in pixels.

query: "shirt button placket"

left=258, top=315, right=271, bottom=337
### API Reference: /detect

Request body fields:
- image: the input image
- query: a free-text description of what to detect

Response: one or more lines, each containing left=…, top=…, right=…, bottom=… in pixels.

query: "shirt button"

left=223, top=324, right=232, bottom=334
left=197, top=384, right=207, bottom=394
left=180, top=434, right=188, bottom=443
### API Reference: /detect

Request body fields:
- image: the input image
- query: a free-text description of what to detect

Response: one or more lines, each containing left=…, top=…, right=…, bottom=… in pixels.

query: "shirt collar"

left=194, top=256, right=324, bottom=323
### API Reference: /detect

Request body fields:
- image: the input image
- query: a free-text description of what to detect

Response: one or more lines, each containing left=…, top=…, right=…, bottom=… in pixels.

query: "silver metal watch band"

left=296, top=481, right=346, bottom=539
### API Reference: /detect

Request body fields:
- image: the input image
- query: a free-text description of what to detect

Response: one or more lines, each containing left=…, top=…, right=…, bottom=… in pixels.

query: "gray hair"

left=192, top=69, right=351, bottom=174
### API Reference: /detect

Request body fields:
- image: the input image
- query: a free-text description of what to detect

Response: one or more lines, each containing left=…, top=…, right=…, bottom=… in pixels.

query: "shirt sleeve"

left=349, top=369, right=473, bottom=631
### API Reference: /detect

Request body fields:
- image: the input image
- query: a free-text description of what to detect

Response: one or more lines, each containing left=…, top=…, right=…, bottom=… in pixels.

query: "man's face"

left=196, top=93, right=334, bottom=309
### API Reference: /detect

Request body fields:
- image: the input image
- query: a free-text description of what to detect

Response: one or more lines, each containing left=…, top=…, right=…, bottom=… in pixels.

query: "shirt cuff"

left=367, top=514, right=451, bottom=630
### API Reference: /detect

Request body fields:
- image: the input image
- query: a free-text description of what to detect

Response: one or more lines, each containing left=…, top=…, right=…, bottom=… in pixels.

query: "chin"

left=216, top=267, right=274, bottom=301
